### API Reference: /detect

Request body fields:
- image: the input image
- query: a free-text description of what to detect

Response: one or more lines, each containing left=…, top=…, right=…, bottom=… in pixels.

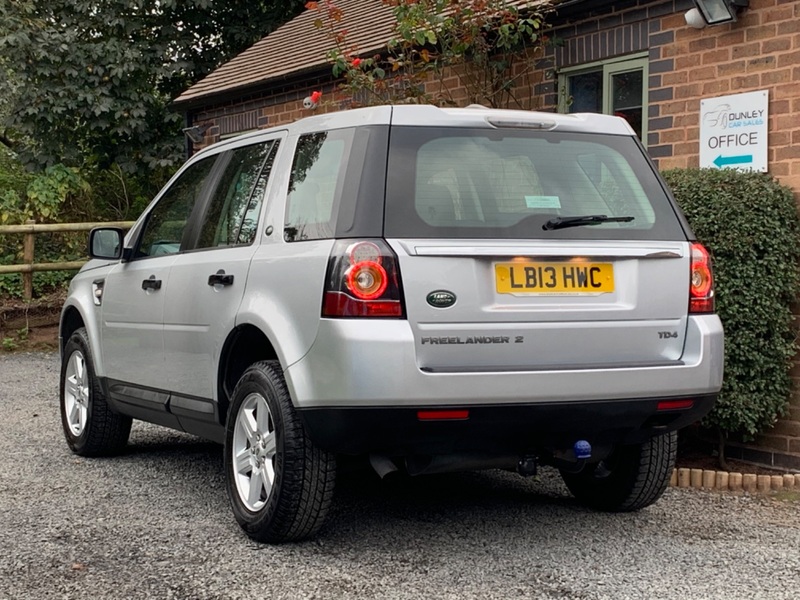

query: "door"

left=100, top=154, right=218, bottom=400
left=162, top=138, right=283, bottom=417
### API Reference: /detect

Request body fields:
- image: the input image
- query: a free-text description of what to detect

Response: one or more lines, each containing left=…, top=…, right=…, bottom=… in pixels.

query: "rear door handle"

left=141, top=276, right=162, bottom=291
left=208, top=271, right=234, bottom=287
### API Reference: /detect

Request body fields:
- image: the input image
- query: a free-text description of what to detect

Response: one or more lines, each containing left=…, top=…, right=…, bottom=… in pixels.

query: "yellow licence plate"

left=495, top=262, right=614, bottom=294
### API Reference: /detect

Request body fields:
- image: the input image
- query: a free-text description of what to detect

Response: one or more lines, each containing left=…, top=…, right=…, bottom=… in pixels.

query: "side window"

left=284, top=130, right=351, bottom=242
left=136, top=157, right=216, bottom=258
left=195, top=140, right=279, bottom=249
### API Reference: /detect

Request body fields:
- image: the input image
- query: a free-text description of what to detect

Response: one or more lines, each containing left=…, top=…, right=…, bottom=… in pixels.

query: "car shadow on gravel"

left=321, top=467, right=585, bottom=538
left=108, top=426, right=634, bottom=547
left=123, top=435, right=220, bottom=456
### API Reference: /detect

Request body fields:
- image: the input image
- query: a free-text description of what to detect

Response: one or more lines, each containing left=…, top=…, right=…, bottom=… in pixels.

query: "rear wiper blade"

left=543, top=214, right=635, bottom=231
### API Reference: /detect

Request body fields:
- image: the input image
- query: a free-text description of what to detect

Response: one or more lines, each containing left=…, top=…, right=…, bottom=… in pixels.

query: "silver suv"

left=59, top=105, right=724, bottom=542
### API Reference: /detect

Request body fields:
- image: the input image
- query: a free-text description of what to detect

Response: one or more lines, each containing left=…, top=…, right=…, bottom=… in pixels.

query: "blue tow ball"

left=574, top=440, right=592, bottom=460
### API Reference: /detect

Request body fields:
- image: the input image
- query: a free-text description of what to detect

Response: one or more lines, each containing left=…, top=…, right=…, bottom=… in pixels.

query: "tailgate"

left=389, top=239, right=690, bottom=372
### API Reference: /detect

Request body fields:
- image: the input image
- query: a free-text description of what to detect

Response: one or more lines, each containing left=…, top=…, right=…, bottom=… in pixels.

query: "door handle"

left=208, top=271, right=234, bottom=287
left=141, top=276, right=162, bottom=291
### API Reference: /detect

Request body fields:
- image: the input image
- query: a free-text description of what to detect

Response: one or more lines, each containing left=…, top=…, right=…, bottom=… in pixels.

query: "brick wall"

left=188, top=72, right=336, bottom=147
left=646, top=0, right=800, bottom=198
left=191, top=0, right=800, bottom=190
left=541, top=0, right=800, bottom=195
left=184, top=0, right=800, bottom=470
left=189, top=61, right=550, bottom=149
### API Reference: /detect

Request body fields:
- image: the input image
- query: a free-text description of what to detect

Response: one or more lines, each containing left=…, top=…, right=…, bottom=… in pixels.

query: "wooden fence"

left=0, top=220, right=135, bottom=299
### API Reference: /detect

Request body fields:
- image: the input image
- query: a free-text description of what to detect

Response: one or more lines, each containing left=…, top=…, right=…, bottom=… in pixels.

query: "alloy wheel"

left=232, top=392, right=277, bottom=511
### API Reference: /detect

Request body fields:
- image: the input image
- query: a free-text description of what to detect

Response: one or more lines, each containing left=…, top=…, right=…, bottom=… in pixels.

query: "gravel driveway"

left=1, top=352, right=799, bottom=600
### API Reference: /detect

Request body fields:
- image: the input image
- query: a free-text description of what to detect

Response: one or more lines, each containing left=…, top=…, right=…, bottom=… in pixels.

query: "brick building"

left=172, top=0, right=800, bottom=469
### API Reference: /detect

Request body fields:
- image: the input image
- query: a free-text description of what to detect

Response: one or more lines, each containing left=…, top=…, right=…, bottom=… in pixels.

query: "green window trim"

left=558, top=53, right=649, bottom=145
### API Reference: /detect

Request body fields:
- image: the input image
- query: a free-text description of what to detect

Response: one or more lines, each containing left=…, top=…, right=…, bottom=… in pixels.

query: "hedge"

left=662, top=168, right=800, bottom=441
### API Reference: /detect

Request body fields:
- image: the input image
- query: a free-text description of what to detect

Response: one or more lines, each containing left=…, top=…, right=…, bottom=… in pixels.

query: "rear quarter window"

left=282, top=126, right=390, bottom=242
left=385, top=127, right=685, bottom=241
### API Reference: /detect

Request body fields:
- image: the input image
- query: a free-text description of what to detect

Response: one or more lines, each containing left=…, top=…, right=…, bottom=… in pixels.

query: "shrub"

left=0, top=155, right=173, bottom=300
left=0, top=148, right=30, bottom=200
left=662, top=168, right=800, bottom=442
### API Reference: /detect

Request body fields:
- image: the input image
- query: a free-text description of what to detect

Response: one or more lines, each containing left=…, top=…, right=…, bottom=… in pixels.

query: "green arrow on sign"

left=713, top=154, right=753, bottom=168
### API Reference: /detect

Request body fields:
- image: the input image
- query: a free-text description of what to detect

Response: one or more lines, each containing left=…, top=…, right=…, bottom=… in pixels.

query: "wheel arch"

left=60, top=305, right=85, bottom=355
left=59, top=300, right=108, bottom=374
left=217, top=324, right=280, bottom=426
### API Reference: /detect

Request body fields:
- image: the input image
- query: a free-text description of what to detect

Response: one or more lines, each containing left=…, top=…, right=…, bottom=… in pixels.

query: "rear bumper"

left=284, top=314, right=724, bottom=408
left=298, top=394, right=717, bottom=455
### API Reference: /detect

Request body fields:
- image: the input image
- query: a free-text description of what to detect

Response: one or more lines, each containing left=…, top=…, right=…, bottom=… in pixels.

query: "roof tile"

left=174, top=0, right=396, bottom=106
left=174, top=0, right=556, bottom=107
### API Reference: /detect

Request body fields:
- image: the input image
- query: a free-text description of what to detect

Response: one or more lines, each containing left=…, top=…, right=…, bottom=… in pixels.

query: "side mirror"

left=88, top=227, right=124, bottom=260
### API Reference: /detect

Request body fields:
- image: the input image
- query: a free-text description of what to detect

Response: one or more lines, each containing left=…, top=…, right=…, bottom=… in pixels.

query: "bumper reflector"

left=657, top=399, right=694, bottom=411
left=417, top=410, right=470, bottom=421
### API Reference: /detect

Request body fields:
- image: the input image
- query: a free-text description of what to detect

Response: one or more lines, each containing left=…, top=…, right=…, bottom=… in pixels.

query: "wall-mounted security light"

left=685, top=8, right=707, bottom=29
left=182, top=124, right=210, bottom=144
left=688, top=0, right=749, bottom=27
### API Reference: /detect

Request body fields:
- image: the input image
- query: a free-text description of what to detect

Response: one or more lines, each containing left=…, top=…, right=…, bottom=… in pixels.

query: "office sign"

left=700, top=90, right=768, bottom=172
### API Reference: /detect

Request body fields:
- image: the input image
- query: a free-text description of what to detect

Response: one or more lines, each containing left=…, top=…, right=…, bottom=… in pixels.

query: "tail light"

left=689, top=242, right=715, bottom=313
left=322, top=239, right=405, bottom=318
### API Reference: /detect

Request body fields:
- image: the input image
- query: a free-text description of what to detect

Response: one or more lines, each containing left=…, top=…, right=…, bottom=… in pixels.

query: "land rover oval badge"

left=427, top=290, right=456, bottom=308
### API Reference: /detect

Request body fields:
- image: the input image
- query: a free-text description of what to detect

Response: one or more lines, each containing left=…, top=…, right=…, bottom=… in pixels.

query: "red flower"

left=310, top=91, right=322, bottom=103
left=351, top=58, right=361, bottom=68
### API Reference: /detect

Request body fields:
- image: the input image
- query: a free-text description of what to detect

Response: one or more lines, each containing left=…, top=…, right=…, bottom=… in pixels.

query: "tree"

left=0, top=0, right=305, bottom=172
left=0, top=7, right=22, bottom=152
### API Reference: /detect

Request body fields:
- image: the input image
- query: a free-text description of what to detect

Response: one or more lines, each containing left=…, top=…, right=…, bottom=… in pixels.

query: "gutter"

left=553, top=0, right=627, bottom=16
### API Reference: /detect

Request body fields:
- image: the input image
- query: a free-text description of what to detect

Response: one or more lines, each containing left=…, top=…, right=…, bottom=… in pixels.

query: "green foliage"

left=390, top=0, right=547, bottom=108
left=0, top=0, right=295, bottom=298
left=0, top=327, right=31, bottom=352
left=0, top=148, right=29, bottom=196
left=0, top=162, right=88, bottom=298
left=0, top=151, right=170, bottom=299
left=84, top=163, right=167, bottom=221
left=662, top=168, right=800, bottom=440
left=311, top=0, right=549, bottom=108
left=0, top=0, right=305, bottom=171
left=1, top=164, right=90, bottom=225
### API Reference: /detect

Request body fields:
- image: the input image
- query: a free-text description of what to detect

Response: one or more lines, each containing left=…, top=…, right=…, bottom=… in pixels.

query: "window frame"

left=283, top=126, right=393, bottom=244
left=127, top=133, right=287, bottom=261
left=131, top=154, right=221, bottom=261
left=558, top=53, right=649, bottom=145
left=383, top=126, right=686, bottom=241
left=193, top=139, right=281, bottom=251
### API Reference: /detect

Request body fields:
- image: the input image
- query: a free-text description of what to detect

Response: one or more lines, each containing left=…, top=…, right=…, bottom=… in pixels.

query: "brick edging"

left=670, top=468, right=800, bottom=493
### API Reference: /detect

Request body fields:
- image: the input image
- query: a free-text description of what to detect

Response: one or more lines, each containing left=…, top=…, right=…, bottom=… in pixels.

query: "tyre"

left=60, top=327, right=132, bottom=456
left=224, top=360, right=336, bottom=543
left=560, top=431, right=677, bottom=512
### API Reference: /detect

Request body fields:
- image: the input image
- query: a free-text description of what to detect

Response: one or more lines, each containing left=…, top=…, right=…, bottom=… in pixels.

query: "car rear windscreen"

left=384, top=127, right=686, bottom=240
